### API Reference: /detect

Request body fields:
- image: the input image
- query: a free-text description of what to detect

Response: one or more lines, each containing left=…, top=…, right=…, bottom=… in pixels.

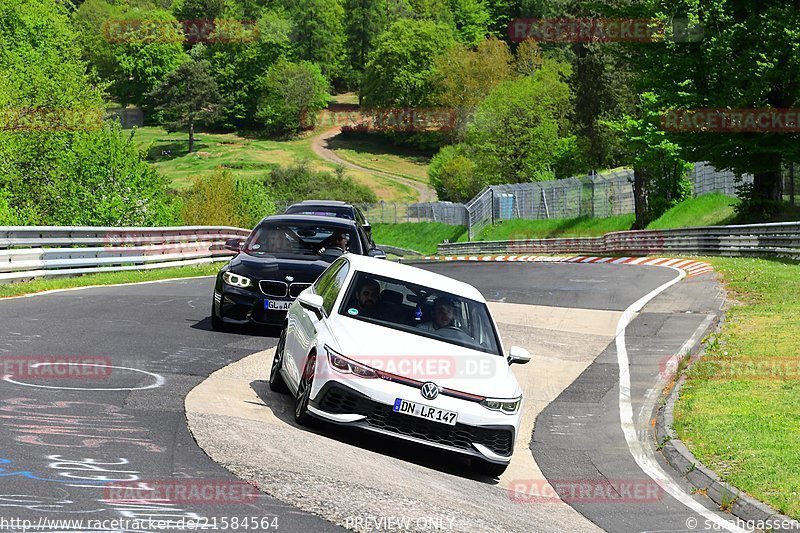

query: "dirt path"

left=311, top=127, right=437, bottom=203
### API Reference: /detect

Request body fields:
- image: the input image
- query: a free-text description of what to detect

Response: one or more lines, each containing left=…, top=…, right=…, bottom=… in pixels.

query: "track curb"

left=402, top=255, right=714, bottom=278
left=655, top=330, right=800, bottom=532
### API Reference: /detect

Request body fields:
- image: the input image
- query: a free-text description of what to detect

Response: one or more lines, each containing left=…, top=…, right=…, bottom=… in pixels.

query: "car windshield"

left=338, top=271, right=501, bottom=355
left=285, top=205, right=354, bottom=220
left=244, top=223, right=360, bottom=256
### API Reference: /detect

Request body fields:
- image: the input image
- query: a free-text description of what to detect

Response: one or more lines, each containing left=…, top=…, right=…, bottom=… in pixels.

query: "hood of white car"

left=328, top=316, right=520, bottom=399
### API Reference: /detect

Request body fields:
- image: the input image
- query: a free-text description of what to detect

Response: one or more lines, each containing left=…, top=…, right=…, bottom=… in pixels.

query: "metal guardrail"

left=437, top=222, right=800, bottom=259
left=0, top=226, right=251, bottom=284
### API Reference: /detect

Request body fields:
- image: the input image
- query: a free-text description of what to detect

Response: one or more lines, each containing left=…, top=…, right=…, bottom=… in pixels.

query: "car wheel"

left=211, top=299, right=226, bottom=331
left=294, top=352, right=317, bottom=426
left=470, top=458, right=508, bottom=477
left=269, top=328, right=289, bottom=393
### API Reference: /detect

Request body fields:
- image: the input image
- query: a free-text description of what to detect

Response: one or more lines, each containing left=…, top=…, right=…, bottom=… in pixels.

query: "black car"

left=284, top=200, right=374, bottom=246
left=211, top=214, right=384, bottom=330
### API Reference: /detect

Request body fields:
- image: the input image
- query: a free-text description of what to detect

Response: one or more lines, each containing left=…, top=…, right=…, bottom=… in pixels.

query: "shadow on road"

left=248, top=379, right=499, bottom=484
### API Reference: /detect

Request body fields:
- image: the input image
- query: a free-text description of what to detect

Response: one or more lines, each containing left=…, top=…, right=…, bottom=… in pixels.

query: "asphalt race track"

left=0, top=262, right=744, bottom=533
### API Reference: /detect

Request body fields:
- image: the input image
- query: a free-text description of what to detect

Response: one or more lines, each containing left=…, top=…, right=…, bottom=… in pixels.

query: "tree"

left=148, top=59, right=225, bottom=153
left=621, top=0, right=800, bottom=208
left=172, top=0, right=226, bottom=22
left=281, top=0, right=346, bottom=81
left=448, top=0, right=492, bottom=46
left=465, top=58, right=578, bottom=183
left=513, top=38, right=543, bottom=76
left=109, top=8, right=189, bottom=107
left=434, top=37, right=512, bottom=139
left=428, top=144, right=483, bottom=201
left=343, top=0, right=385, bottom=99
left=255, top=60, right=330, bottom=135
left=205, top=9, right=294, bottom=128
left=605, top=93, right=692, bottom=228
left=362, top=19, right=456, bottom=108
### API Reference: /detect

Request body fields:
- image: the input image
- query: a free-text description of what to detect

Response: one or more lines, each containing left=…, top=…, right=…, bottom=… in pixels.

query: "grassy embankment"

left=674, top=257, right=800, bottom=519
left=0, top=263, right=221, bottom=299
left=374, top=193, right=738, bottom=253
left=131, top=126, right=417, bottom=202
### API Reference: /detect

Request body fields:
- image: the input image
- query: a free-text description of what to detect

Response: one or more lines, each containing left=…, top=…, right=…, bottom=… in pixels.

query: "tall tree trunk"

left=188, top=121, right=195, bottom=154
left=632, top=165, right=649, bottom=230
left=752, top=169, right=783, bottom=202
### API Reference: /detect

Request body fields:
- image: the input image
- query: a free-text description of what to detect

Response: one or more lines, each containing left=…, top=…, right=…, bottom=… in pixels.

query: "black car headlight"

left=480, top=396, right=522, bottom=414
left=222, top=271, right=253, bottom=288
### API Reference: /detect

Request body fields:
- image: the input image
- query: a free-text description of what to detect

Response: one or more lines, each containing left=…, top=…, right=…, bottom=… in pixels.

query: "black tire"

left=470, top=458, right=508, bottom=477
left=294, top=352, right=317, bottom=426
left=269, top=328, right=289, bottom=393
left=211, top=299, right=226, bottom=331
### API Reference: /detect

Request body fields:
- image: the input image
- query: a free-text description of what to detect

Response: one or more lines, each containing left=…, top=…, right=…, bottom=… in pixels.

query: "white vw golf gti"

left=269, top=255, right=531, bottom=476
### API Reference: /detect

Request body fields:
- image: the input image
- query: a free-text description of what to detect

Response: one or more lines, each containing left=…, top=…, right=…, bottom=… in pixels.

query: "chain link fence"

left=271, top=162, right=764, bottom=240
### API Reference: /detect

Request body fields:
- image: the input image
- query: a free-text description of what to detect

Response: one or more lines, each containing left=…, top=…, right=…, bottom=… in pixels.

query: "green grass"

left=129, top=126, right=416, bottom=202
left=648, top=193, right=738, bottom=229
left=673, top=257, right=800, bottom=519
left=478, top=215, right=636, bottom=241
left=0, top=263, right=222, bottom=298
left=326, top=135, right=432, bottom=183
left=372, top=223, right=467, bottom=255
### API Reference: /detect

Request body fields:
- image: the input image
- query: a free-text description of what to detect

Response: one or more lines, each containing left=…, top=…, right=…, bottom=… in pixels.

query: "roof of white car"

left=344, top=254, right=486, bottom=302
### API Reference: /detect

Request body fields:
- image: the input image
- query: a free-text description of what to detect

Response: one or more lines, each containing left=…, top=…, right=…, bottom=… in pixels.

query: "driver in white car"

left=415, top=296, right=471, bottom=342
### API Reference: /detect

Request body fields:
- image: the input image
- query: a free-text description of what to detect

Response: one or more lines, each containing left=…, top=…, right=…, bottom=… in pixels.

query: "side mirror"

left=368, top=248, right=387, bottom=260
left=298, top=293, right=324, bottom=317
left=224, top=238, right=242, bottom=253
left=507, top=346, right=531, bottom=365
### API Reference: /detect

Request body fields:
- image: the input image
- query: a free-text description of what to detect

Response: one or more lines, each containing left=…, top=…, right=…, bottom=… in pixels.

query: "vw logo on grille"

left=420, top=382, right=439, bottom=400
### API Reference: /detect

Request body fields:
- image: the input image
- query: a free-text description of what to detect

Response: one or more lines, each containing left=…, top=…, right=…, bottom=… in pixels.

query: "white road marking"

left=2, top=363, right=165, bottom=391
left=615, top=267, right=748, bottom=533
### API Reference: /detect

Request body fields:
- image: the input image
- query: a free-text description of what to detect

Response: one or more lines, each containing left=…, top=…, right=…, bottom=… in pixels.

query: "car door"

left=355, top=206, right=374, bottom=246
left=284, top=258, right=348, bottom=390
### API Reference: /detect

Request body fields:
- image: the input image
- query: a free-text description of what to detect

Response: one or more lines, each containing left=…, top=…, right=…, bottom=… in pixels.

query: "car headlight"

left=325, top=346, right=378, bottom=379
left=222, top=271, right=253, bottom=288
left=480, top=396, right=522, bottom=414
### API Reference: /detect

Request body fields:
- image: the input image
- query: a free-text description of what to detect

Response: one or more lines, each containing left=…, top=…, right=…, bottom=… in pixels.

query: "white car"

left=269, top=254, right=531, bottom=476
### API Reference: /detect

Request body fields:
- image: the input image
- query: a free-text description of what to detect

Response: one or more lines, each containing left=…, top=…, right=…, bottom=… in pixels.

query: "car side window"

left=320, top=262, right=350, bottom=315
left=313, top=258, right=346, bottom=295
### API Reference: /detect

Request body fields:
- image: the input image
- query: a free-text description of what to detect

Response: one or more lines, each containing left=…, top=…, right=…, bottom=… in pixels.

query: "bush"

left=266, top=161, right=377, bottom=203
left=182, top=169, right=275, bottom=228
left=428, top=145, right=483, bottom=202
left=255, top=60, right=330, bottom=135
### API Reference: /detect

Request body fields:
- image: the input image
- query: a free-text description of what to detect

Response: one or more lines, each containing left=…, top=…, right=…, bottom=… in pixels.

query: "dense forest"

left=1, top=0, right=798, bottom=227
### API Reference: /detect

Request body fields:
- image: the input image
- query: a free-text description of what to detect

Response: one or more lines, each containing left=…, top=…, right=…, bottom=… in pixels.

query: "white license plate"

left=392, top=398, right=457, bottom=426
left=265, top=300, right=292, bottom=311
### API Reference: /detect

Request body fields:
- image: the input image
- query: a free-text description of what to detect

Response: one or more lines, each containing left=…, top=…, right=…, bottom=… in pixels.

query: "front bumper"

left=308, top=380, right=517, bottom=464
left=215, top=285, right=292, bottom=326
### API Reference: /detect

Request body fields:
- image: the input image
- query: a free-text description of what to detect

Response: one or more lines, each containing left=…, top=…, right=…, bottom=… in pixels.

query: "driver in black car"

left=319, top=230, right=349, bottom=257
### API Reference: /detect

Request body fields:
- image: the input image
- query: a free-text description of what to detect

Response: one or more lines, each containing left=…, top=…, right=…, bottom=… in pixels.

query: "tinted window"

left=320, top=261, right=350, bottom=315
left=313, top=258, right=347, bottom=294
left=338, top=271, right=501, bottom=355
left=285, top=205, right=355, bottom=220
left=244, top=222, right=361, bottom=256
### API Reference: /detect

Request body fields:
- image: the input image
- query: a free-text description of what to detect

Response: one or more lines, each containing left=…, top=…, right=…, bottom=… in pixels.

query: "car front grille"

left=289, top=283, right=312, bottom=297
left=317, top=384, right=513, bottom=457
left=259, top=280, right=288, bottom=297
